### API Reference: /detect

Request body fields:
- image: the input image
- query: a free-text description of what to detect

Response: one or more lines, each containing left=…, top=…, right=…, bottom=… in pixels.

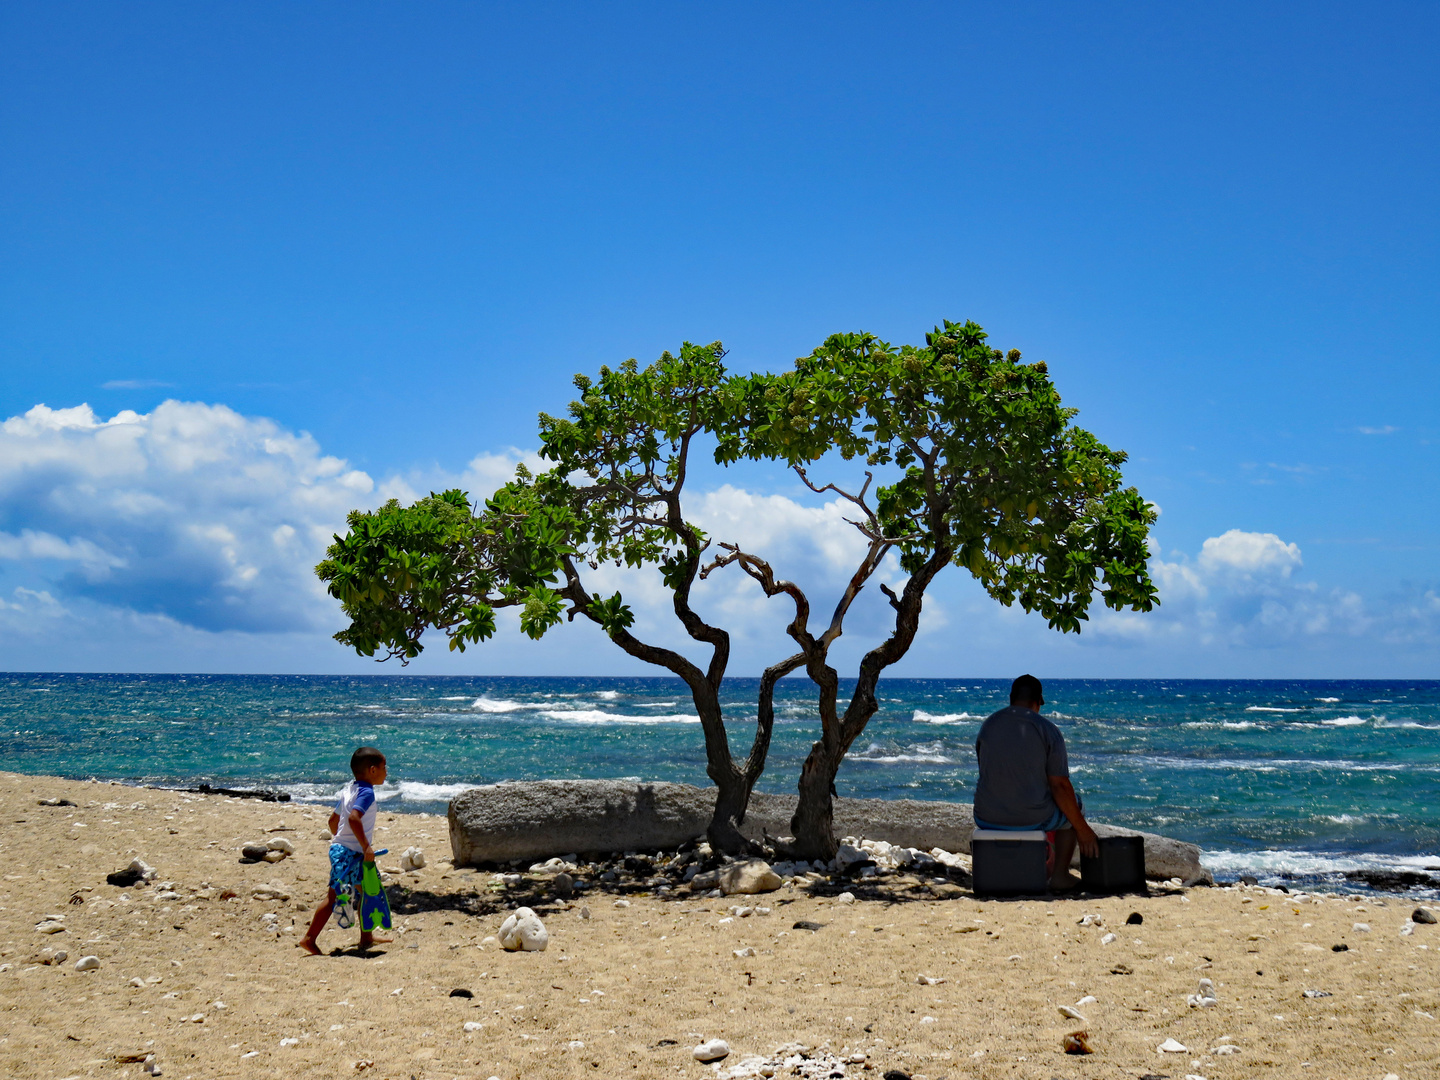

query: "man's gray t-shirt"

left=973, top=705, right=1070, bottom=827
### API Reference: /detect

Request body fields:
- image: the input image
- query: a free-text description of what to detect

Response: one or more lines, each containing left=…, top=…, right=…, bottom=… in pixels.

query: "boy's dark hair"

left=351, top=746, right=386, bottom=777
left=1009, top=674, right=1043, bottom=706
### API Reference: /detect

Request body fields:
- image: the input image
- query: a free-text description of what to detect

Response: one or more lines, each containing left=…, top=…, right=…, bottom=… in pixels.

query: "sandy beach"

left=1, top=771, right=1436, bottom=1080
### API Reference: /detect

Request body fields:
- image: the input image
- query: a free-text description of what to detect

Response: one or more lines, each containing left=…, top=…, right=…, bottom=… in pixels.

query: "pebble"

left=693, top=1038, right=731, bottom=1062
left=266, top=837, right=296, bottom=856
left=240, top=843, right=270, bottom=862
left=1302, top=989, right=1333, bottom=998
left=836, top=892, right=856, bottom=904
left=1413, top=907, right=1437, bottom=924
left=464, top=1021, right=483, bottom=1032
left=567, top=1040, right=585, bottom=1050
left=734, top=947, right=757, bottom=958
left=1353, top=922, right=1371, bottom=933
left=1212, top=1045, right=1241, bottom=1055
left=400, top=846, right=426, bottom=871
left=498, top=907, right=549, bottom=952
left=280, top=1037, right=299, bottom=1047
left=1158, top=1038, right=1188, bottom=1053
left=35, top=919, right=67, bottom=935
left=919, top=1015, right=937, bottom=1024
left=613, top=899, right=630, bottom=909
left=1076, top=995, right=1097, bottom=1005
left=73, top=955, right=100, bottom=971
left=917, top=975, right=944, bottom=986
left=1058, top=1005, right=1087, bottom=1021
left=130, top=977, right=146, bottom=988
left=1062, top=1030, right=1093, bottom=1055
left=578, top=906, right=591, bottom=920
left=1100, top=932, right=1117, bottom=945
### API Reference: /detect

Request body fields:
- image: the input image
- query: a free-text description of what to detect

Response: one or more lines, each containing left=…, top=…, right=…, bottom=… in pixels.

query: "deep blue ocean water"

left=3, top=674, right=1437, bottom=886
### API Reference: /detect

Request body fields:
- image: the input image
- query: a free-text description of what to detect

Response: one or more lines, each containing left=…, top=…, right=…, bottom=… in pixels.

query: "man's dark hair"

left=1009, top=674, right=1043, bottom=706
left=351, top=746, right=386, bottom=777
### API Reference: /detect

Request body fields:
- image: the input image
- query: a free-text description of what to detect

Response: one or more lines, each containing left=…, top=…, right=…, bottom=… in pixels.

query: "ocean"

left=3, top=674, right=1437, bottom=890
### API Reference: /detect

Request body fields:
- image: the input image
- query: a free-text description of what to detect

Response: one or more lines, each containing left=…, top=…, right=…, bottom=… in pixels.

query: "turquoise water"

left=3, top=674, right=1437, bottom=884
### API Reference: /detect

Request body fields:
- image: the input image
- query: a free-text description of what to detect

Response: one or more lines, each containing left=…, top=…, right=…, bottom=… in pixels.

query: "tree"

left=709, top=320, right=1159, bottom=860
left=317, top=343, right=803, bottom=853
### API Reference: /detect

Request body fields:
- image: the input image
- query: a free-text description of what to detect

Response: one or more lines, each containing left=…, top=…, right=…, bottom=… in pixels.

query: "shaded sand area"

left=1, top=772, right=1437, bottom=1080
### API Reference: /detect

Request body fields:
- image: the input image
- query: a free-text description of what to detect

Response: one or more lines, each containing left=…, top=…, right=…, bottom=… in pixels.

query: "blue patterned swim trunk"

left=328, top=843, right=364, bottom=894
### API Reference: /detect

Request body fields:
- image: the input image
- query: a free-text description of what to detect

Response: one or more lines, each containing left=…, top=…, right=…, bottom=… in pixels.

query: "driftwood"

left=186, top=783, right=291, bottom=803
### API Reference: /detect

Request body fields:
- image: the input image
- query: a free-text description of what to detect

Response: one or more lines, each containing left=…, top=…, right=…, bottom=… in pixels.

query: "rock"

left=733, top=947, right=756, bottom=958
left=262, top=850, right=286, bottom=863
left=693, top=1038, right=730, bottom=1062
left=719, top=860, right=782, bottom=895
left=1344, top=869, right=1438, bottom=891
left=463, top=1021, right=483, bottom=1032
left=1058, top=1005, right=1087, bottom=1021
left=578, top=905, right=591, bottom=919
left=1353, top=922, right=1371, bottom=933
left=400, top=846, right=425, bottom=871
left=1101, top=932, right=1117, bottom=945
left=35, top=919, right=67, bottom=934
left=552, top=872, right=574, bottom=899
left=444, top=780, right=1210, bottom=881
left=498, top=907, right=549, bottom=951
left=688, top=870, right=720, bottom=893
left=251, top=882, right=292, bottom=901
left=1076, top=995, right=1097, bottom=1005
left=267, top=837, right=296, bottom=856
left=108, top=858, right=156, bottom=887
left=38, top=797, right=77, bottom=806
left=1414, top=907, right=1438, bottom=924
left=1187, top=978, right=1218, bottom=1008
left=318, top=830, right=334, bottom=842
left=240, top=843, right=270, bottom=862
left=1062, top=1030, right=1093, bottom=1055
left=918, top=974, right=944, bottom=986
left=836, top=891, right=856, bottom=904
left=1157, top=1037, right=1188, bottom=1053
left=1401, top=921, right=1415, bottom=936
left=835, top=844, right=868, bottom=870
left=74, top=955, right=100, bottom=971
left=1212, top=1045, right=1241, bottom=1055
left=613, top=899, right=630, bottom=908
left=1302, top=989, right=1332, bottom=998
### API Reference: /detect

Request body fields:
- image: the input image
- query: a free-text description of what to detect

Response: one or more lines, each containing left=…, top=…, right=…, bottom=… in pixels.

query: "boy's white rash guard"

left=333, top=780, right=377, bottom=853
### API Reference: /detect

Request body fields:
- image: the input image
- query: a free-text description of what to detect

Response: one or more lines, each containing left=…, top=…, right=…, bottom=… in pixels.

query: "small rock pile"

left=239, top=837, right=295, bottom=864
left=700, top=1040, right=872, bottom=1078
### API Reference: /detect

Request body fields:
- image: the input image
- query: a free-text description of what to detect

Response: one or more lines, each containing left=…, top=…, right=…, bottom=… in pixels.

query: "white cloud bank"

left=0, top=400, right=1435, bottom=675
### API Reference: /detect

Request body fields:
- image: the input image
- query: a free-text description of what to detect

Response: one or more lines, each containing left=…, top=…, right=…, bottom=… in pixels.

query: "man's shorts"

left=329, top=843, right=364, bottom=895
left=974, top=793, right=1083, bottom=833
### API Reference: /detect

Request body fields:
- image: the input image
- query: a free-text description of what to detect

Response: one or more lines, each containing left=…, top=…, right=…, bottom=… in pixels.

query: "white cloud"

left=1356, top=425, right=1398, bottom=435
left=0, top=401, right=381, bottom=633
left=1196, top=529, right=1302, bottom=578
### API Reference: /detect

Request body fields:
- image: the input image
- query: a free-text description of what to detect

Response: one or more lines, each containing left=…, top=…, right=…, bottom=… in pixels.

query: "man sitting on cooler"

left=973, top=674, right=1099, bottom=890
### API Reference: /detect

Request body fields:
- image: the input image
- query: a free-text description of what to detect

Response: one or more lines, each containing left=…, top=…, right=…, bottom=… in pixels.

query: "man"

left=973, top=674, right=1099, bottom=890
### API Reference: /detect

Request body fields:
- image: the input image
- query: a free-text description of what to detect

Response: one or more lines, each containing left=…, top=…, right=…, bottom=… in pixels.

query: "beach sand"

left=0, top=771, right=1436, bottom=1080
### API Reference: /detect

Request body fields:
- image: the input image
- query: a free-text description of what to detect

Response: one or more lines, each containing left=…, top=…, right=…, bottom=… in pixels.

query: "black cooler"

left=1080, top=835, right=1146, bottom=893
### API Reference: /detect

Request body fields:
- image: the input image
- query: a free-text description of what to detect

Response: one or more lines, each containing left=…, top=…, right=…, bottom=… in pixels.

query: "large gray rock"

left=448, top=780, right=714, bottom=866
left=447, top=780, right=1210, bottom=883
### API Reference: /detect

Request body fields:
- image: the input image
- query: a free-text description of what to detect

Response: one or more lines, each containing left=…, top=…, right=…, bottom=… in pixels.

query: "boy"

left=299, top=746, right=392, bottom=955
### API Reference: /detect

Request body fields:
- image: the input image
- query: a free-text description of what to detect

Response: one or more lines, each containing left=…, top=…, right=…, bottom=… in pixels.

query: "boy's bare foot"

left=358, top=935, right=393, bottom=947
left=1049, top=874, right=1081, bottom=893
left=296, top=939, right=322, bottom=956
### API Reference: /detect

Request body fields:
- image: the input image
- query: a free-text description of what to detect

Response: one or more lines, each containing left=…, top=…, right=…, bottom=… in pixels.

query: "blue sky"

left=1, top=3, right=1437, bottom=676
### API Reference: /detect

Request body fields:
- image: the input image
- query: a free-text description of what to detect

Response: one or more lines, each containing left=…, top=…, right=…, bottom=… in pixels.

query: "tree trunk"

left=789, top=740, right=841, bottom=861
left=707, top=769, right=759, bottom=854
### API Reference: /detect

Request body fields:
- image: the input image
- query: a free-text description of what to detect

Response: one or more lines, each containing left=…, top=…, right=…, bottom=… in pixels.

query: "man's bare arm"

left=1047, top=775, right=1100, bottom=858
